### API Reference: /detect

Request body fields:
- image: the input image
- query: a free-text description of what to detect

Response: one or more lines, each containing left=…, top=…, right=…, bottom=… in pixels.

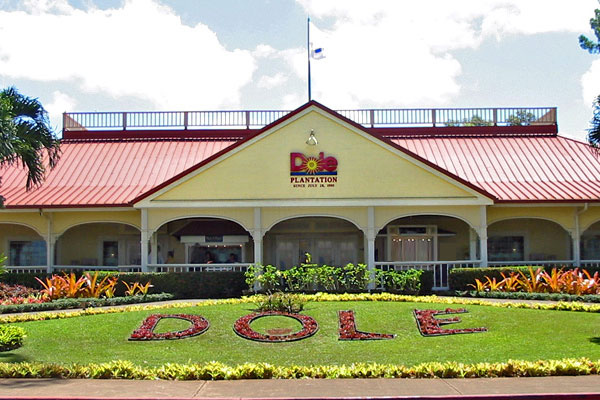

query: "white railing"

left=4, top=266, right=47, bottom=274
left=375, top=260, right=481, bottom=290
left=580, top=260, right=600, bottom=269
left=4, top=265, right=142, bottom=274
left=487, top=260, right=577, bottom=268
left=63, top=107, right=557, bottom=131
left=148, top=263, right=250, bottom=273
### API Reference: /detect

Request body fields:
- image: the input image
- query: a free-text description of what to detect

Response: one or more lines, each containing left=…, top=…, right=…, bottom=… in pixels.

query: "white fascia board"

left=139, top=197, right=492, bottom=209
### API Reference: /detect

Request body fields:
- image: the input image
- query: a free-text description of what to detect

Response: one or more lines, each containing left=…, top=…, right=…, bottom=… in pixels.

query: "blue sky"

left=0, top=0, right=599, bottom=141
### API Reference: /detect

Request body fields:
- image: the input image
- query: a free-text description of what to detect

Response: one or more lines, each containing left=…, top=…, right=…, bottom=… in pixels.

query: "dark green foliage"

left=0, top=87, right=61, bottom=206
left=1, top=271, right=246, bottom=299
left=253, top=292, right=307, bottom=313
left=0, top=325, right=26, bottom=351
left=579, top=4, right=600, bottom=147
left=588, top=95, right=600, bottom=148
left=459, top=290, right=600, bottom=303
left=579, top=6, right=600, bottom=54
left=95, top=272, right=247, bottom=299
left=0, top=293, right=173, bottom=314
left=449, top=267, right=532, bottom=291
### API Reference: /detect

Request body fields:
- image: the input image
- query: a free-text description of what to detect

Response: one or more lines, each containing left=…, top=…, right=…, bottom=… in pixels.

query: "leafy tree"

left=579, top=7, right=600, bottom=54
left=507, top=110, right=536, bottom=126
left=0, top=87, right=61, bottom=207
left=445, top=115, right=492, bottom=127
left=580, top=3, right=600, bottom=146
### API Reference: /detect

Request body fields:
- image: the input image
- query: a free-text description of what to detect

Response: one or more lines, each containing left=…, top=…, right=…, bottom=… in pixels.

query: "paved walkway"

left=1, top=375, right=600, bottom=399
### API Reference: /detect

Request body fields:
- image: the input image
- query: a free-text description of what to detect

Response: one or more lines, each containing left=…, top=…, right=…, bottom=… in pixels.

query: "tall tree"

left=580, top=4, right=600, bottom=146
left=0, top=87, right=61, bottom=207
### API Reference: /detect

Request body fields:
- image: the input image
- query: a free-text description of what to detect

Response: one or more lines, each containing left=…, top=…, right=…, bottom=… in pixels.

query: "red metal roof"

left=389, top=135, right=600, bottom=202
left=1, top=101, right=599, bottom=207
left=0, top=139, right=236, bottom=207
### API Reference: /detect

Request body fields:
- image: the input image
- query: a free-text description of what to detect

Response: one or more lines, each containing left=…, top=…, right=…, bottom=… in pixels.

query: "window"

left=102, top=241, right=119, bottom=266
left=488, top=236, right=524, bottom=261
left=9, top=240, right=46, bottom=266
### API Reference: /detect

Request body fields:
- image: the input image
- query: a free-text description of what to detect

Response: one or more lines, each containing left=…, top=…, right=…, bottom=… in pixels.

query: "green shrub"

left=253, top=292, right=306, bottom=313
left=375, top=269, right=423, bottom=294
left=460, top=290, right=600, bottom=303
left=0, top=358, right=598, bottom=379
left=449, top=266, right=532, bottom=291
left=0, top=325, right=26, bottom=351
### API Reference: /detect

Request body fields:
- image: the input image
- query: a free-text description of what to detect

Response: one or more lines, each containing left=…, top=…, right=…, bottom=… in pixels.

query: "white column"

left=45, top=213, right=54, bottom=273
left=469, top=228, right=478, bottom=260
left=366, top=206, right=376, bottom=290
left=252, top=207, right=263, bottom=266
left=573, top=208, right=581, bottom=267
left=141, top=208, right=149, bottom=272
left=479, top=206, right=488, bottom=267
left=252, top=207, right=264, bottom=292
left=150, top=231, right=158, bottom=265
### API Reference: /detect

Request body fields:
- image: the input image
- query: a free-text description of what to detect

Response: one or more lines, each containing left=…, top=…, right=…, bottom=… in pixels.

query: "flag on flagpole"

left=311, top=44, right=325, bottom=60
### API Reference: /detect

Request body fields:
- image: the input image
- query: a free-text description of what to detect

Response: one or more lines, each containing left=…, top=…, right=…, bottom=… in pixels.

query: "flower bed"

left=233, top=311, right=318, bottom=342
left=413, top=308, right=487, bottom=337
left=129, top=314, right=209, bottom=341
left=338, top=310, right=395, bottom=340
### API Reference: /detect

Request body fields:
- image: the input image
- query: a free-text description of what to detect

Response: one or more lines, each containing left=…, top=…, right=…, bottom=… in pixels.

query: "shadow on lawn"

left=588, top=337, right=600, bottom=345
left=0, top=352, right=28, bottom=363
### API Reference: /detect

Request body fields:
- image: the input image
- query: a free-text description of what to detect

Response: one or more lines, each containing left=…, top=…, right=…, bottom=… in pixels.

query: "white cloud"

left=291, top=0, right=598, bottom=108
left=257, top=73, right=288, bottom=89
left=582, top=60, right=600, bottom=107
left=0, top=0, right=256, bottom=110
left=45, top=90, right=77, bottom=131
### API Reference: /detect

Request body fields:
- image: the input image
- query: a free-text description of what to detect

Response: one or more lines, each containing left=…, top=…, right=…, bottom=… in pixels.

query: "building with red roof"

left=1, top=101, right=599, bottom=289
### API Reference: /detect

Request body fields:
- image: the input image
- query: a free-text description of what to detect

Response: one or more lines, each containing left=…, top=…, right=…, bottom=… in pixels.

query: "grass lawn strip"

left=3, top=300, right=600, bottom=368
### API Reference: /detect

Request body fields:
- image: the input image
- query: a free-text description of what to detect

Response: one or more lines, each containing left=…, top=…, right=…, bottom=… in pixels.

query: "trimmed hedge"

left=0, top=293, right=174, bottom=314
left=95, top=272, right=247, bottom=299
left=0, top=358, right=598, bottom=379
left=2, top=270, right=431, bottom=298
left=459, top=290, right=600, bottom=303
left=1, top=271, right=246, bottom=299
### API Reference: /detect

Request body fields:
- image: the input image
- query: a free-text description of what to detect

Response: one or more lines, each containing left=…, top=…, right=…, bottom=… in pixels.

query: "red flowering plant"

left=413, top=308, right=487, bottom=337
left=233, top=311, right=318, bottom=342
left=129, top=314, right=209, bottom=341
left=338, top=310, right=395, bottom=340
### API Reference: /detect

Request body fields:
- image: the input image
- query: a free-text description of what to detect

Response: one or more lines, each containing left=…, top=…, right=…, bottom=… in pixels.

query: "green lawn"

left=2, top=301, right=600, bottom=367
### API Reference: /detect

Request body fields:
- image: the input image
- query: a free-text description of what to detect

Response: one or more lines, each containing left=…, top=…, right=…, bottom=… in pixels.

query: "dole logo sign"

left=290, top=152, right=338, bottom=176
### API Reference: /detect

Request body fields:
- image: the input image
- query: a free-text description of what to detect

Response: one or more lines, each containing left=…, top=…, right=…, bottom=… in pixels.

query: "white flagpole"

left=307, top=16, right=312, bottom=102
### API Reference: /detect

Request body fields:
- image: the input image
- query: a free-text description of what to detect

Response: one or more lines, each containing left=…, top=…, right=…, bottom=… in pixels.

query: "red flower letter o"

left=233, top=311, right=318, bottom=342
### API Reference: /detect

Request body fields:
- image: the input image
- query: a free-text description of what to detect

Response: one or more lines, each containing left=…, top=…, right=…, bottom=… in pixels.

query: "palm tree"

left=580, top=4, right=600, bottom=146
left=0, top=87, right=61, bottom=206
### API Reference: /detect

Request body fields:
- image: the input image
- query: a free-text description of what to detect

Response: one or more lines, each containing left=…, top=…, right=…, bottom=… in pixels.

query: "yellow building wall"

left=579, top=206, right=600, bottom=232
left=0, top=213, right=47, bottom=235
left=154, top=110, right=478, bottom=202
left=0, top=224, right=45, bottom=261
left=52, top=211, right=141, bottom=235
left=147, top=208, right=254, bottom=233
left=487, top=207, right=575, bottom=232
left=375, top=206, right=482, bottom=231
left=488, top=219, right=571, bottom=260
left=262, top=207, right=367, bottom=232
left=57, top=223, right=140, bottom=266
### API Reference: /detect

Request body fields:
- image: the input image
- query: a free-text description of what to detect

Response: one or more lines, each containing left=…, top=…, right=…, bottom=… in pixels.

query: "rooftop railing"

left=63, top=107, right=557, bottom=132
